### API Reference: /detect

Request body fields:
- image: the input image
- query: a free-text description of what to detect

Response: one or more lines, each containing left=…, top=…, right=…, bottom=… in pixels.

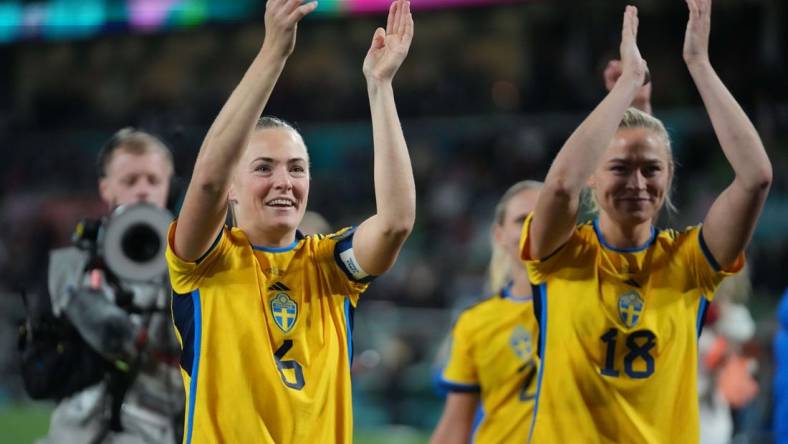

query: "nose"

left=627, top=170, right=647, bottom=191
left=271, top=166, right=293, bottom=191
left=134, top=183, right=152, bottom=203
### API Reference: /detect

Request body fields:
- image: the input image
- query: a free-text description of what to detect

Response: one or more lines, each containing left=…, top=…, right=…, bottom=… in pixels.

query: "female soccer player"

left=431, top=181, right=542, bottom=444
left=165, top=0, right=415, bottom=442
left=521, top=2, right=772, bottom=443
left=430, top=59, right=653, bottom=444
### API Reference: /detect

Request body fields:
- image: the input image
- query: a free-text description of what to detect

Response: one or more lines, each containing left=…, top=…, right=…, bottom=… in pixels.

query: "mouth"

left=265, top=198, right=297, bottom=209
left=617, top=197, right=651, bottom=203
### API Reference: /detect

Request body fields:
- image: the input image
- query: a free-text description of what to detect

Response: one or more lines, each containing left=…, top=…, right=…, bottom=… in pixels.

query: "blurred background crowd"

left=0, top=0, right=786, bottom=442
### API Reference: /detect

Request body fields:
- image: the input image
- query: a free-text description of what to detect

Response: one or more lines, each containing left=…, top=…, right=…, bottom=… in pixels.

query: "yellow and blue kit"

left=520, top=214, right=743, bottom=444
left=438, top=285, right=540, bottom=443
left=166, top=223, right=371, bottom=444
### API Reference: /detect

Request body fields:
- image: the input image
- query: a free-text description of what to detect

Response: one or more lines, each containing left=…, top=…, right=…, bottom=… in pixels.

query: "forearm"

left=546, top=76, right=641, bottom=195
left=367, top=80, right=416, bottom=235
left=688, top=61, right=772, bottom=191
left=175, top=49, right=288, bottom=260
left=193, top=50, right=288, bottom=191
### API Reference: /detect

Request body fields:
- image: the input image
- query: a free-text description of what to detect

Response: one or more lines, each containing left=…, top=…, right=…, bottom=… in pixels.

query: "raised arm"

left=604, top=59, right=653, bottom=114
left=173, top=0, right=317, bottom=261
left=353, top=0, right=416, bottom=275
left=684, top=0, right=772, bottom=269
left=528, top=6, right=648, bottom=260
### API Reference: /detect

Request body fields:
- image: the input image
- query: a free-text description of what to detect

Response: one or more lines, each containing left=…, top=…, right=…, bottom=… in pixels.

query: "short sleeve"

left=519, top=212, right=590, bottom=285
left=438, top=313, right=480, bottom=392
left=313, top=227, right=372, bottom=307
left=165, top=221, right=229, bottom=294
left=683, top=225, right=745, bottom=300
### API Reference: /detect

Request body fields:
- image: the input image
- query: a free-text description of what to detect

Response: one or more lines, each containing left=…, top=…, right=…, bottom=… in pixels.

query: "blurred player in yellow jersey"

left=522, top=2, right=772, bottom=443
left=429, top=57, right=652, bottom=444
left=165, top=0, right=415, bottom=442
left=431, top=181, right=542, bottom=444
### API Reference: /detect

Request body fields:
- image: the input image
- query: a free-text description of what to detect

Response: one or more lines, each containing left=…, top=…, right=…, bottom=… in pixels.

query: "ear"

left=98, top=178, right=113, bottom=207
left=228, top=182, right=237, bottom=204
left=492, top=223, right=504, bottom=245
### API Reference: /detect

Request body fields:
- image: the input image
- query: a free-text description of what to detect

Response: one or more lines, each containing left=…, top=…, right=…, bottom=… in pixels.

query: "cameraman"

left=40, top=128, right=184, bottom=444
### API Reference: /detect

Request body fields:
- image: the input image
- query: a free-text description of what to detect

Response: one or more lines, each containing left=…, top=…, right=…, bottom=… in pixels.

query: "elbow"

left=755, top=164, right=773, bottom=191
left=742, top=164, right=773, bottom=193
left=543, top=178, right=577, bottom=203
left=383, top=221, right=414, bottom=242
left=380, top=212, right=415, bottom=243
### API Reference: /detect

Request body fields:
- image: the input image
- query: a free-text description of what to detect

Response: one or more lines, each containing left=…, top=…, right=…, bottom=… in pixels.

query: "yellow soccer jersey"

left=166, top=222, right=371, bottom=444
left=439, top=286, right=540, bottom=444
left=520, top=215, right=744, bottom=444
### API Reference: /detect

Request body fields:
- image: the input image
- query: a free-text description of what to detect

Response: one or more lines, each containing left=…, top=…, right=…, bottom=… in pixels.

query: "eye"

left=254, top=164, right=272, bottom=174
left=642, top=165, right=661, bottom=177
left=290, top=165, right=307, bottom=176
left=609, top=165, right=627, bottom=174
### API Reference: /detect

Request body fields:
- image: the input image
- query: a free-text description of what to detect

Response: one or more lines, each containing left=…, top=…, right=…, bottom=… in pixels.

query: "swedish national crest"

left=270, top=282, right=298, bottom=333
left=618, top=290, right=645, bottom=328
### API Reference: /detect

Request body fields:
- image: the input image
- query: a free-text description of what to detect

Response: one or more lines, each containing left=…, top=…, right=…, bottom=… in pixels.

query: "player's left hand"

left=683, top=0, right=711, bottom=66
left=363, top=0, right=414, bottom=83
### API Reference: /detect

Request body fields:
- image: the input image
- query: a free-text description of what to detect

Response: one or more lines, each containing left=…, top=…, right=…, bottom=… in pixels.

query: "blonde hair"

left=97, top=127, right=173, bottom=178
left=583, top=107, right=677, bottom=216
left=486, top=180, right=543, bottom=293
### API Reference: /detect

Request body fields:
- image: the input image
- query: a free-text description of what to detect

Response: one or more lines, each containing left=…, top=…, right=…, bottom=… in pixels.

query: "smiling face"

left=230, top=127, right=310, bottom=242
left=590, top=127, right=672, bottom=227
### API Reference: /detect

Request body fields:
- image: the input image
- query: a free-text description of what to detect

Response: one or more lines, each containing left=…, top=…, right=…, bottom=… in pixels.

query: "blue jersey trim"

left=470, top=404, right=484, bottom=443
left=344, top=297, right=355, bottom=364
left=527, top=283, right=548, bottom=444
left=501, top=284, right=533, bottom=302
left=697, top=228, right=721, bottom=272
left=696, top=296, right=709, bottom=337
left=436, top=377, right=481, bottom=393
left=593, top=218, right=656, bottom=253
left=172, top=290, right=196, bottom=375
left=252, top=239, right=299, bottom=253
left=195, top=229, right=222, bottom=264
left=185, top=290, right=202, bottom=444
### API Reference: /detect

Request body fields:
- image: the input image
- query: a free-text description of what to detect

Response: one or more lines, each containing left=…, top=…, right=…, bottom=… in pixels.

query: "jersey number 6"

left=274, top=340, right=305, bottom=390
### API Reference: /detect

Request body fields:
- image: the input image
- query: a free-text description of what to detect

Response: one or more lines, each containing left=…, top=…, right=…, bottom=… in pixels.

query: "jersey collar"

left=592, top=218, right=656, bottom=253
left=501, top=282, right=533, bottom=302
left=251, top=230, right=305, bottom=253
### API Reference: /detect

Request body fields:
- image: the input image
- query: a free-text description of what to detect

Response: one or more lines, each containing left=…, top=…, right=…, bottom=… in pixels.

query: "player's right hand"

left=618, top=5, right=649, bottom=89
left=262, top=0, right=318, bottom=59
left=604, top=59, right=652, bottom=107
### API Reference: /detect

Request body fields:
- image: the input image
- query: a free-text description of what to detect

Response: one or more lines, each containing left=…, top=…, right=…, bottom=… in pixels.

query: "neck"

left=597, top=213, right=653, bottom=249
left=509, top=264, right=533, bottom=298
left=243, top=224, right=297, bottom=249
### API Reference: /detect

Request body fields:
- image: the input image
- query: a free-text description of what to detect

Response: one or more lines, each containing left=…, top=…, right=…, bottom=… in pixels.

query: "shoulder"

left=455, top=294, right=503, bottom=329
left=653, top=224, right=702, bottom=252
